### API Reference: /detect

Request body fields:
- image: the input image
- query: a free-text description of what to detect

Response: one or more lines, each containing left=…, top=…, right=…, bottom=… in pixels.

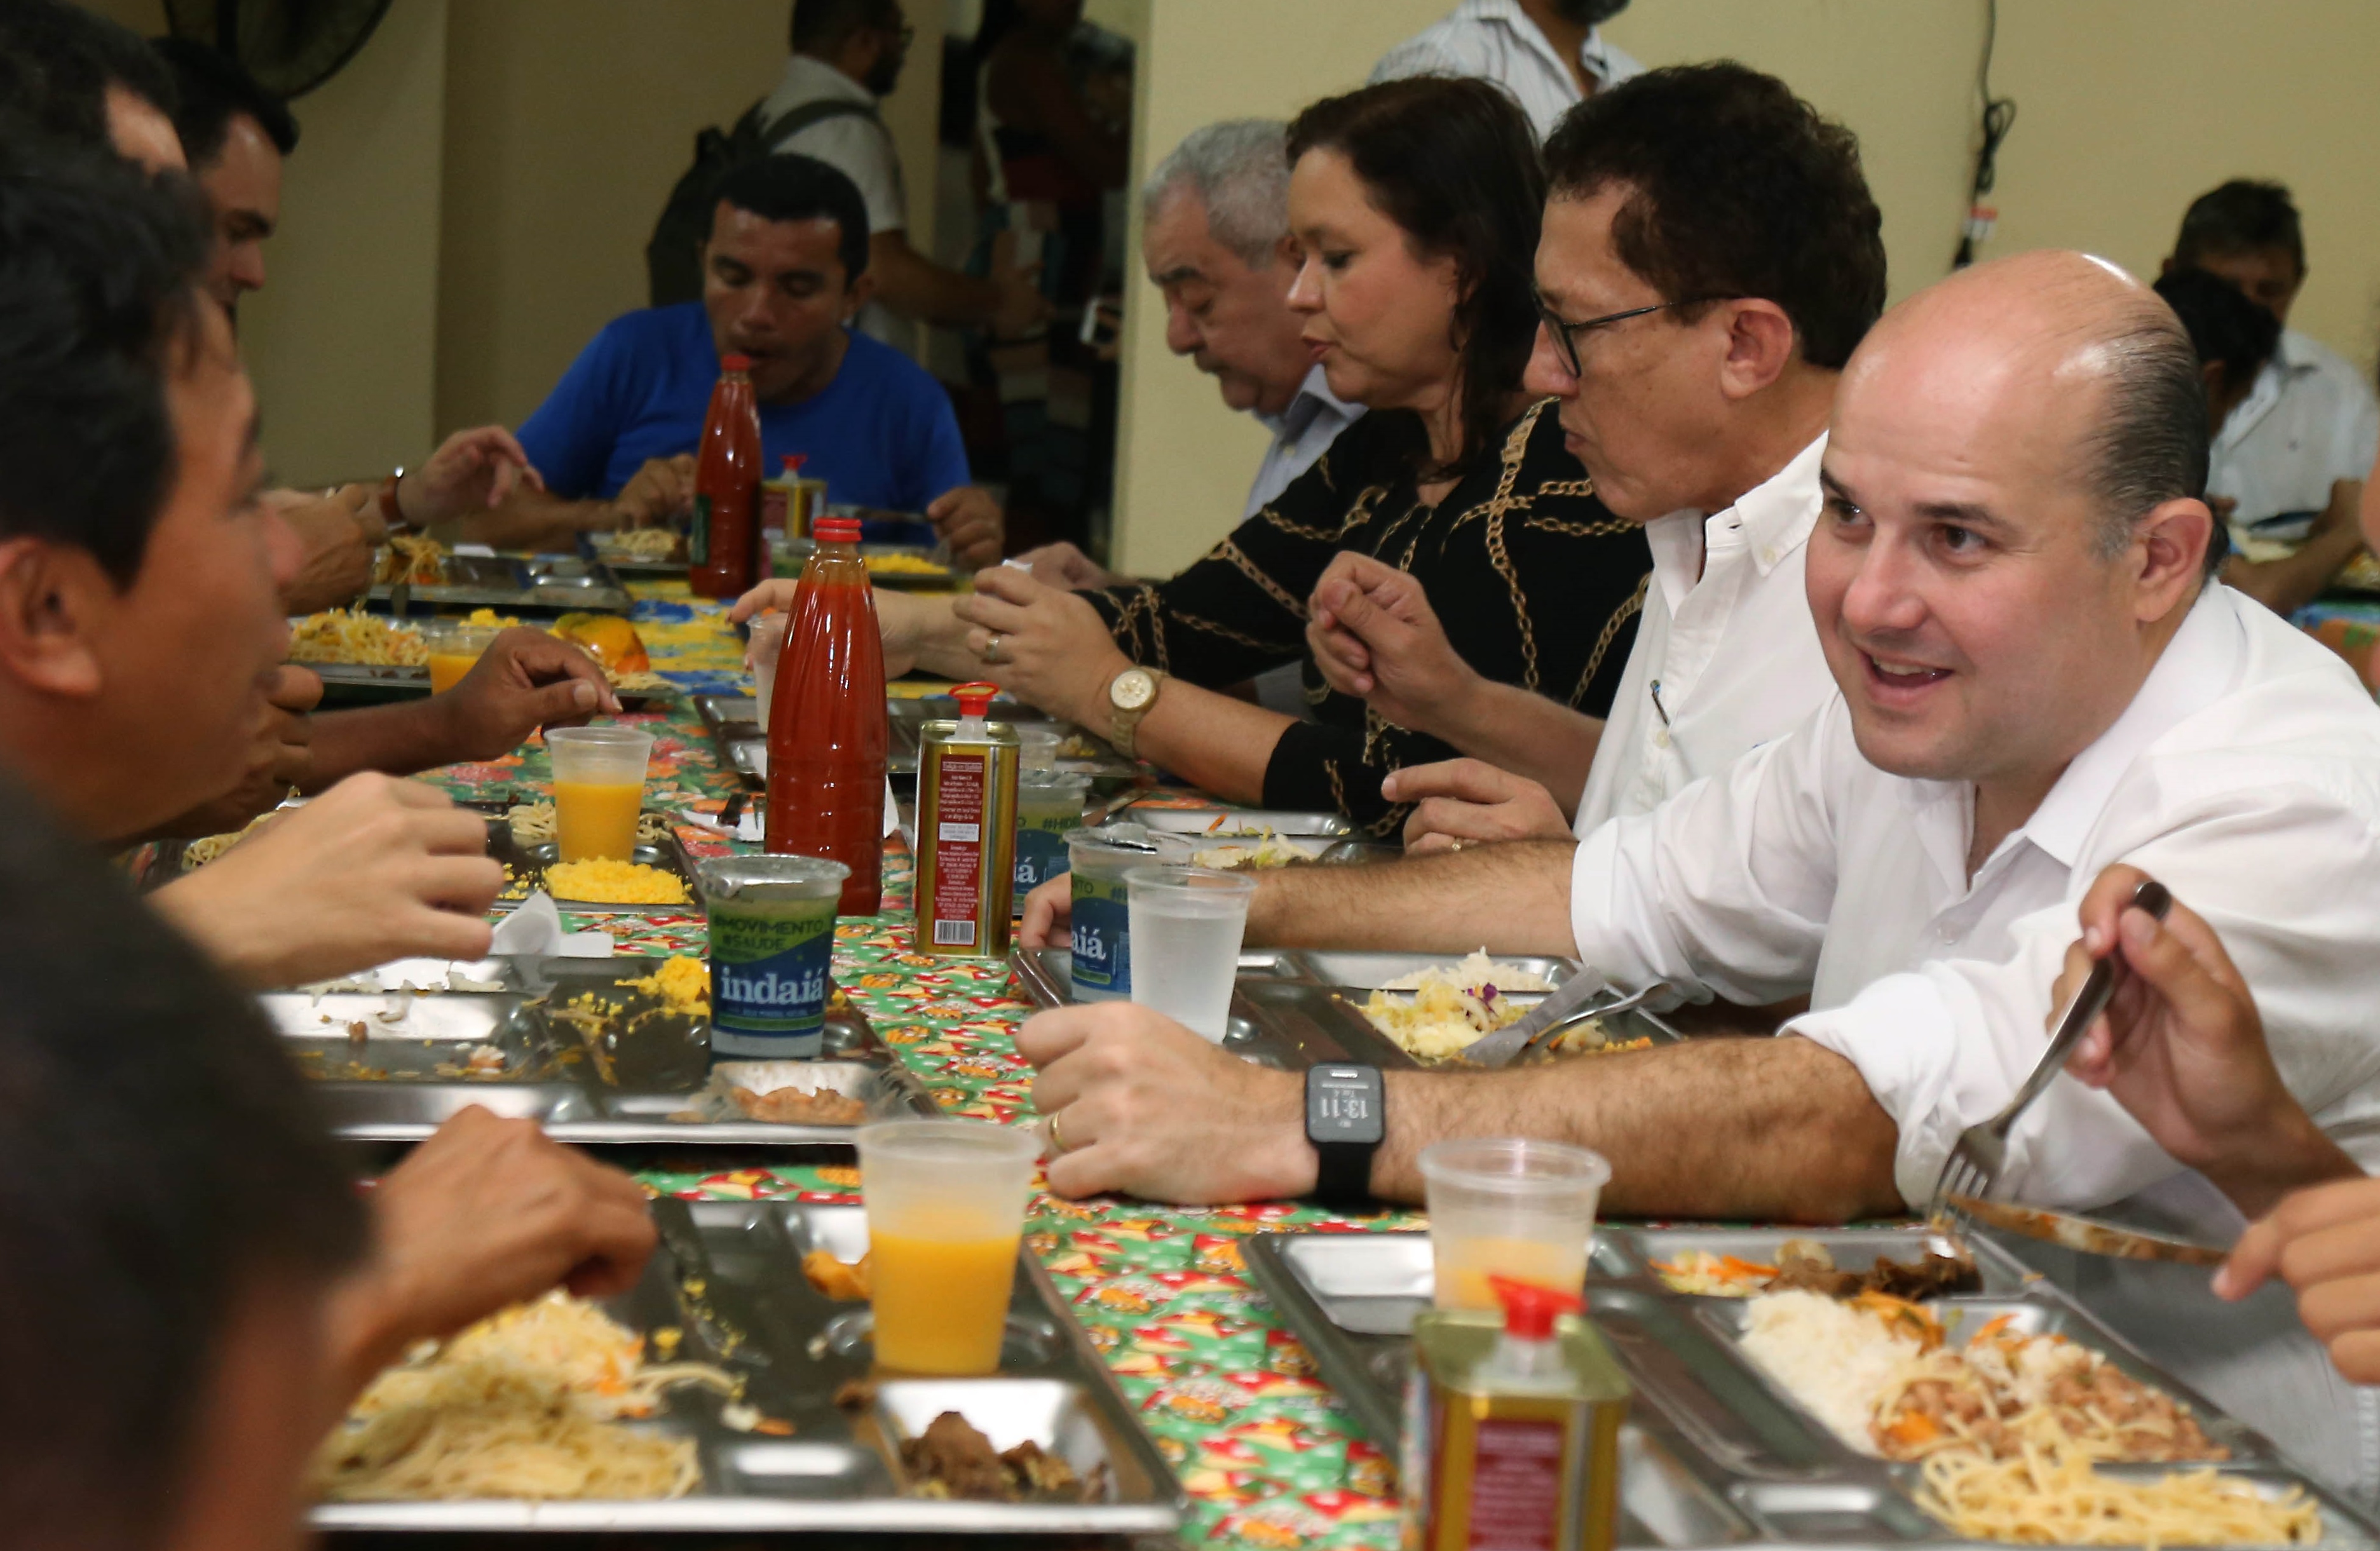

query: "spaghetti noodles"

left=289, top=609, right=428, bottom=667
left=313, top=1290, right=736, bottom=1502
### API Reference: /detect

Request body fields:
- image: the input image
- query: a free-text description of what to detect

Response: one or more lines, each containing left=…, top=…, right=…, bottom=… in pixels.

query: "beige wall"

left=1108, top=0, right=2380, bottom=576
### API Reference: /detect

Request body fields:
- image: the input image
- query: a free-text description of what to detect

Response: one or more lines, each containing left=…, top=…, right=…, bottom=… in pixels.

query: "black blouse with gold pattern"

left=1081, top=401, right=1651, bottom=837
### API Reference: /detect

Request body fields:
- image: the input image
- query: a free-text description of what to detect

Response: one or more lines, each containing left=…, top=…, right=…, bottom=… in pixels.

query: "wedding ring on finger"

left=982, top=632, right=1007, bottom=664
left=1047, top=1111, right=1069, bottom=1154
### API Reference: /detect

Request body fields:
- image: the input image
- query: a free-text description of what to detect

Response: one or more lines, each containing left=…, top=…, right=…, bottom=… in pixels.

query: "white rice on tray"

left=1737, top=1290, right=1915, bottom=1454
left=1381, top=951, right=1554, bottom=992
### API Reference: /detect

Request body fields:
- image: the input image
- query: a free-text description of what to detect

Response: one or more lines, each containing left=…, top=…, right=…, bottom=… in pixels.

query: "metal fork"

left=1928, top=878, right=2171, bottom=1223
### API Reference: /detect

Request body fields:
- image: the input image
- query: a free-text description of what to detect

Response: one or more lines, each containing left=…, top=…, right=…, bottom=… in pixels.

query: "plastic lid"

left=782, top=452, right=807, bottom=473
left=951, top=681, right=999, bottom=718
left=721, top=353, right=754, bottom=372
left=813, top=516, right=862, bottom=543
left=1489, top=1275, right=1583, bottom=1341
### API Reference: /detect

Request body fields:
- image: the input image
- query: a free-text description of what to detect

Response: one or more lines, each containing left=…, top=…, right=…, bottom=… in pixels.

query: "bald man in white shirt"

left=1019, top=248, right=2380, bottom=1226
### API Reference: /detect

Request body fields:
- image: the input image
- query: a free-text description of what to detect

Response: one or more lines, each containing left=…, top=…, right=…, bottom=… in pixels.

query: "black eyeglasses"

left=1535, top=292, right=1737, bottom=377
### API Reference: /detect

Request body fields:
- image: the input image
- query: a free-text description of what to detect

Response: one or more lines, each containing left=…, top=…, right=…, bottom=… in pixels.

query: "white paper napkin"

left=489, top=891, right=615, bottom=958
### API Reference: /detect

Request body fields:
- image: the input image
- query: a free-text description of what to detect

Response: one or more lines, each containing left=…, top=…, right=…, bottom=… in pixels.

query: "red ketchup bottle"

left=765, top=515, right=888, bottom=914
left=689, top=353, right=763, bottom=599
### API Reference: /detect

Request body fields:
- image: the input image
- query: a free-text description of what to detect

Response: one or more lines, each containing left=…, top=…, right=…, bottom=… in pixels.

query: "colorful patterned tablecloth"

left=442, top=583, right=1415, bottom=1549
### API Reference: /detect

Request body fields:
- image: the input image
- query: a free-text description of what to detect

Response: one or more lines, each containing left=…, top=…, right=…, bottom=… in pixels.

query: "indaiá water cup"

left=1123, top=864, right=1257, bottom=1041
left=1419, top=1137, right=1612, bottom=1311
left=858, top=1120, right=1040, bottom=1374
left=1063, top=823, right=1191, bottom=1001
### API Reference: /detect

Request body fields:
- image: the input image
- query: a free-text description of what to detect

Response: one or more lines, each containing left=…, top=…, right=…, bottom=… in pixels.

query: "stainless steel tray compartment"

left=315, top=1197, right=1184, bottom=1534
left=1243, top=1231, right=1759, bottom=1547
left=1612, top=1224, right=2037, bottom=1297
left=281, top=958, right=940, bottom=1146
left=1286, top=950, right=1581, bottom=990
left=487, top=827, right=704, bottom=916
left=370, top=552, right=632, bottom=615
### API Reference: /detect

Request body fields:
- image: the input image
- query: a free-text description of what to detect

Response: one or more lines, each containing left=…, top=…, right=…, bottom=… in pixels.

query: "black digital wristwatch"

left=1305, top=1063, right=1384, bottom=1211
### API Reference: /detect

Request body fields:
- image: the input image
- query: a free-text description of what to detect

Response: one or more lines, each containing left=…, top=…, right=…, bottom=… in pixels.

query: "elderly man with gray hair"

left=1015, top=119, right=1361, bottom=595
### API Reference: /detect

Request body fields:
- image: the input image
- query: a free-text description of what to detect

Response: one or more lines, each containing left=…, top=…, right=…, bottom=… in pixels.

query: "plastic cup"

left=697, top=855, right=848, bottom=1058
left=1420, top=1137, right=1612, bottom=1311
left=1014, top=770, right=1090, bottom=896
left=546, top=725, right=654, bottom=861
left=746, top=611, right=791, bottom=730
left=1016, top=726, right=1063, bottom=771
left=424, top=620, right=502, bottom=694
left=1124, top=865, right=1257, bottom=1041
left=859, top=1120, right=1040, bottom=1374
left=1064, top=823, right=1192, bottom=1001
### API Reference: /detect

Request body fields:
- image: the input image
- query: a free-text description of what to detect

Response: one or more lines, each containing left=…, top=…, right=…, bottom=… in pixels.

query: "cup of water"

left=1063, top=823, right=1189, bottom=1002
left=1123, top=865, right=1257, bottom=1041
left=746, top=610, right=791, bottom=730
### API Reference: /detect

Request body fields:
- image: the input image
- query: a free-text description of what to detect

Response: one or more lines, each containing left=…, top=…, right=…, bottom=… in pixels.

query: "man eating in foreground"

left=1019, top=249, right=2380, bottom=1226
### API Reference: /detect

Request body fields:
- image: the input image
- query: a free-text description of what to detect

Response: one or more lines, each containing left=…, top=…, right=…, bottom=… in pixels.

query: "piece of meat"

left=1864, top=1250, right=1982, bottom=1299
left=832, top=1378, right=878, bottom=1412
left=903, top=1411, right=1010, bottom=1501
left=732, top=1085, right=869, bottom=1125
left=999, top=1439, right=1085, bottom=1500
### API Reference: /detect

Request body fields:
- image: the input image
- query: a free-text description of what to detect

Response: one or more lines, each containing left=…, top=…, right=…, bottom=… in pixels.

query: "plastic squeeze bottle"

left=689, top=353, right=763, bottom=599
left=765, top=515, right=889, bottom=914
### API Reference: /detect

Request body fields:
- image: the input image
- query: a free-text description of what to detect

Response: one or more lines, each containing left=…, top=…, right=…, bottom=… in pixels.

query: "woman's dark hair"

left=2153, top=266, right=2280, bottom=402
left=1542, top=62, right=1884, bottom=370
left=1288, top=78, right=1546, bottom=480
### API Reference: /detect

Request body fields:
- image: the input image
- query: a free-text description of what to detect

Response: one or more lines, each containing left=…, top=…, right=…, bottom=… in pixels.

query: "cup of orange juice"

left=1420, top=1137, right=1610, bottom=1311
left=545, top=725, right=655, bottom=861
left=423, top=620, right=502, bottom=693
left=858, top=1120, right=1038, bottom=1374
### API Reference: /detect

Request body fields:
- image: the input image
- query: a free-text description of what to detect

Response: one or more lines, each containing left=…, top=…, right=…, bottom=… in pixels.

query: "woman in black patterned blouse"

left=743, top=79, right=1650, bottom=837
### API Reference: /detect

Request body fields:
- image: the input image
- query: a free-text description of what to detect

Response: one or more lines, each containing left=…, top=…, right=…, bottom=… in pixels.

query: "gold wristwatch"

left=1106, top=666, right=1164, bottom=761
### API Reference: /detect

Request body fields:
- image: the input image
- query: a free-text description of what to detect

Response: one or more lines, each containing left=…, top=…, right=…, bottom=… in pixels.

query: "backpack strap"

left=757, top=95, right=884, bottom=152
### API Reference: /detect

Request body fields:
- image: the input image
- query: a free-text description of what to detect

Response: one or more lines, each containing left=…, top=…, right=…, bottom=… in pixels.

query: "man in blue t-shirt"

left=471, top=155, right=1001, bottom=564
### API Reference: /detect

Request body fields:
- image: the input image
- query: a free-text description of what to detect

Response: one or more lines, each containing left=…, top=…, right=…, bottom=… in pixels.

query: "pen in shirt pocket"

left=1650, top=679, right=1671, bottom=728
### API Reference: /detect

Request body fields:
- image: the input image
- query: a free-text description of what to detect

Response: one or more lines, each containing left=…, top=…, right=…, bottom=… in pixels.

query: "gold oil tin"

left=914, top=686, right=1020, bottom=957
left=1401, top=1308, right=1630, bottom=1551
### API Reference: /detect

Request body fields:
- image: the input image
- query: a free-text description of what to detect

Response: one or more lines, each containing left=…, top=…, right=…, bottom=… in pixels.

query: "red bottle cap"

left=721, top=353, right=753, bottom=372
left=951, top=681, right=999, bottom=718
left=1488, top=1275, right=1583, bottom=1341
left=814, top=516, right=862, bottom=544
left=782, top=452, right=807, bottom=474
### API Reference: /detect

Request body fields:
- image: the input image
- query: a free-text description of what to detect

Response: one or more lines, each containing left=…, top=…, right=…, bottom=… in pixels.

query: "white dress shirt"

left=1574, top=435, right=1833, bottom=834
left=1369, top=0, right=1645, bottom=142
left=1244, top=365, right=1366, bottom=520
left=1569, top=583, right=2380, bottom=1210
left=761, top=55, right=908, bottom=347
left=2210, top=327, right=2380, bottom=536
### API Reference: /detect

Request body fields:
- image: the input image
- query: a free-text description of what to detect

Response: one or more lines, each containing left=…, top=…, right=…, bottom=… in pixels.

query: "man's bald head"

left=1849, top=251, right=2212, bottom=572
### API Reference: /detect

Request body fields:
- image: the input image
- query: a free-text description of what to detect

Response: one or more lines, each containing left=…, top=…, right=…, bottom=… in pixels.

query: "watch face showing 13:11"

left=1308, top=1064, right=1384, bottom=1144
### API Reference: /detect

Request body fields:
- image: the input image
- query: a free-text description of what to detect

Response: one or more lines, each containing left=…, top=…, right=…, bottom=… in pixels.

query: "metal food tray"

left=369, top=552, right=632, bottom=615
left=300, top=660, right=430, bottom=693
left=1128, top=804, right=1354, bottom=838
left=1246, top=1224, right=2380, bottom=1547
left=488, top=823, right=704, bottom=916
left=269, top=957, right=941, bottom=1146
left=888, top=697, right=1138, bottom=782
left=1010, top=945, right=1680, bottom=1072
left=313, top=1196, right=1185, bottom=1533
left=582, top=531, right=688, bottom=577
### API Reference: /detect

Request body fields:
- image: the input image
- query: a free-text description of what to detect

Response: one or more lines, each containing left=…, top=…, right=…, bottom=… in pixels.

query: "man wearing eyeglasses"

left=1305, top=64, right=1877, bottom=869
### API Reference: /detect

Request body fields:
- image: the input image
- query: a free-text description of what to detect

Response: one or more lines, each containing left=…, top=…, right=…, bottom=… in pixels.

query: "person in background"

left=1035, top=117, right=1364, bottom=718
left=485, top=155, right=1001, bottom=566
left=133, top=21, right=538, bottom=613
left=2163, top=180, right=2377, bottom=613
left=970, top=0, right=1133, bottom=553
left=1371, top=0, right=1642, bottom=142
left=761, top=0, right=1045, bottom=345
left=2153, top=266, right=2367, bottom=613
left=0, top=782, right=655, bottom=1551
left=737, top=79, right=1652, bottom=836
left=1302, top=64, right=1872, bottom=857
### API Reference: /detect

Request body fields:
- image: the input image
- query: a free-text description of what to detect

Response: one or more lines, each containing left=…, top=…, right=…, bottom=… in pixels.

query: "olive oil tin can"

left=914, top=688, right=1019, bottom=958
